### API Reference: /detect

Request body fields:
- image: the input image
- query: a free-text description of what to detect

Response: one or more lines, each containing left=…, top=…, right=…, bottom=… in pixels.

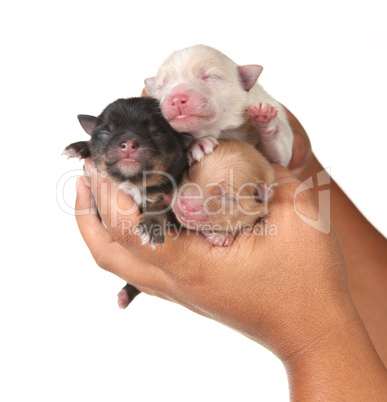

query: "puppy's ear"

left=254, top=182, right=274, bottom=203
left=237, top=65, right=263, bottom=91
left=144, top=77, right=156, bottom=95
left=77, top=115, right=101, bottom=135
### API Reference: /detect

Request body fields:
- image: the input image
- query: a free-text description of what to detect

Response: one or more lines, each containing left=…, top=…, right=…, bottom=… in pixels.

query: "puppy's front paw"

left=134, top=216, right=165, bottom=249
left=62, top=141, right=91, bottom=160
left=246, top=102, right=278, bottom=132
left=187, top=137, right=219, bottom=165
left=204, top=232, right=234, bottom=247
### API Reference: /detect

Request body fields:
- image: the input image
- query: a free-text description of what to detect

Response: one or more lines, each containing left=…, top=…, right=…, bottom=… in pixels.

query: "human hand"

left=76, top=161, right=344, bottom=359
left=75, top=156, right=387, bottom=399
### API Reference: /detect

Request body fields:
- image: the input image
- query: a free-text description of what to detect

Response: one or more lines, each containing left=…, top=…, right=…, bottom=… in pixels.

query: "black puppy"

left=63, top=97, right=191, bottom=307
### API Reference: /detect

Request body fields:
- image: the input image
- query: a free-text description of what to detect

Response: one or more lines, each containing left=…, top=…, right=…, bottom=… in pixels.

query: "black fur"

left=65, top=98, right=190, bottom=185
left=64, top=97, right=192, bottom=307
left=64, top=97, right=191, bottom=212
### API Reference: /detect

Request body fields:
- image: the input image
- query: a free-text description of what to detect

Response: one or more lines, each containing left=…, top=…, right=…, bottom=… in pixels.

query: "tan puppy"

left=145, top=44, right=293, bottom=166
left=171, top=139, right=275, bottom=246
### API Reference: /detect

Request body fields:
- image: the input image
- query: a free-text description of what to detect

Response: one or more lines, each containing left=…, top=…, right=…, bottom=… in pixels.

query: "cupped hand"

left=76, top=161, right=349, bottom=362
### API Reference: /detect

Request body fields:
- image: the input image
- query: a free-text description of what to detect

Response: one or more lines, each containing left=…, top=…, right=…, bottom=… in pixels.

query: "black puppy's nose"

left=119, top=140, right=138, bottom=156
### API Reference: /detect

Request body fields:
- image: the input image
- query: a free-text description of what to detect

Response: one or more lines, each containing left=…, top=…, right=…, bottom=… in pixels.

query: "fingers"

left=141, top=87, right=150, bottom=97
left=75, top=175, right=166, bottom=289
left=84, top=159, right=141, bottom=243
left=80, top=158, right=301, bottom=277
left=83, top=159, right=214, bottom=271
left=75, top=176, right=114, bottom=251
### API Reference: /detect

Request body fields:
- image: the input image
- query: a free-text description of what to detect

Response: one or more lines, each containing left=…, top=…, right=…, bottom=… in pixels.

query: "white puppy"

left=145, top=44, right=293, bottom=166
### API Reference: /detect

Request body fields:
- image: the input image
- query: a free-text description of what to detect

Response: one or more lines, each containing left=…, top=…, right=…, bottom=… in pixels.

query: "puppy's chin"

left=108, top=159, right=142, bottom=180
left=168, top=115, right=215, bottom=134
left=168, top=115, right=202, bottom=132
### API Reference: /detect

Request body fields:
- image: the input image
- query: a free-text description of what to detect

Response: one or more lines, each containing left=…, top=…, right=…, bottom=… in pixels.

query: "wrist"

left=282, top=295, right=387, bottom=399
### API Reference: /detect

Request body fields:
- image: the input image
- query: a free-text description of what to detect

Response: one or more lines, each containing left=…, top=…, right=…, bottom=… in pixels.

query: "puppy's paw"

left=204, top=232, right=234, bottom=247
left=62, top=141, right=91, bottom=160
left=134, top=216, right=165, bottom=249
left=246, top=102, right=278, bottom=132
left=117, top=288, right=130, bottom=309
left=187, top=137, right=219, bottom=165
left=117, top=284, right=140, bottom=309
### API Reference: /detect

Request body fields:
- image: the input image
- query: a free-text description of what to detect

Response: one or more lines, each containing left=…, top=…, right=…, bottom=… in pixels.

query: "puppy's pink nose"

left=120, top=140, right=138, bottom=157
left=170, top=94, right=188, bottom=108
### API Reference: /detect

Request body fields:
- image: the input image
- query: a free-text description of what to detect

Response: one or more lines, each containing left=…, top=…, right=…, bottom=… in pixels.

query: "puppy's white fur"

left=145, top=44, right=293, bottom=166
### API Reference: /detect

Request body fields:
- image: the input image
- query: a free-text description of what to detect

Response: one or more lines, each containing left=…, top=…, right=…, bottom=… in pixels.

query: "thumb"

left=84, top=158, right=141, bottom=239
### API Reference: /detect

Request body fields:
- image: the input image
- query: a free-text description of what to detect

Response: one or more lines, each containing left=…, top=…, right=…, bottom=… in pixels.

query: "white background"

left=1, top=1, right=386, bottom=401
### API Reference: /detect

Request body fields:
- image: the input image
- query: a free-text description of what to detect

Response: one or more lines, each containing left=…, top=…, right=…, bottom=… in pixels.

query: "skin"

left=285, top=107, right=387, bottom=367
left=75, top=108, right=387, bottom=400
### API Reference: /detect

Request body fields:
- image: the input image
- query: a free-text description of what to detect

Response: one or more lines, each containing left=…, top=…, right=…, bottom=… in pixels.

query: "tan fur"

left=144, top=157, right=173, bottom=187
left=173, top=139, right=275, bottom=234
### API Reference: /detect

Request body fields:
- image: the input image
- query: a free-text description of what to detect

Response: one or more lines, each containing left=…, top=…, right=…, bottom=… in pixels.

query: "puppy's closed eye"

left=214, top=194, right=236, bottom=202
